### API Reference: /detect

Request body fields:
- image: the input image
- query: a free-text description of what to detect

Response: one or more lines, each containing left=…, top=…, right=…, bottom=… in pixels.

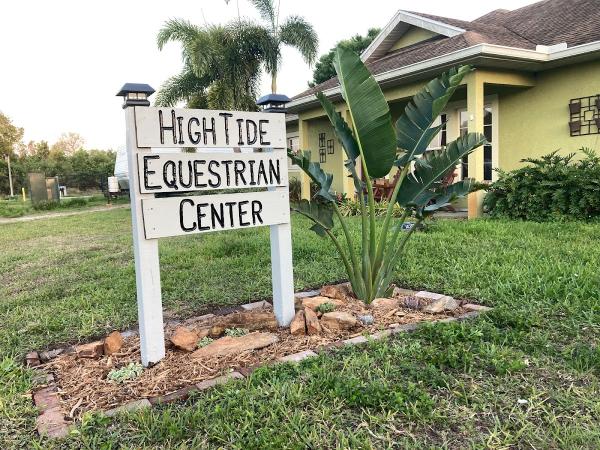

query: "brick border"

left=29, top=289, right=491, bottom=439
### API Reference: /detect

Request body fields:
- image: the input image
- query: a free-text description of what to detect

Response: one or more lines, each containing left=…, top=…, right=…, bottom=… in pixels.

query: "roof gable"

left=361, top=10, right=464, bottom=63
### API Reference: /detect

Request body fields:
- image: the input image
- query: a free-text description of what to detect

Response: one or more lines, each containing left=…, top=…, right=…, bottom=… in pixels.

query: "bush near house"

left=484, top=149, right=600, bottom=221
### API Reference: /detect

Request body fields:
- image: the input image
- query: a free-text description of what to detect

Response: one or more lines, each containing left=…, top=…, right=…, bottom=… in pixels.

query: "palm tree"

left=156, top=19, right=269, bottom=111
left=248, top=0, right=318, bottom=94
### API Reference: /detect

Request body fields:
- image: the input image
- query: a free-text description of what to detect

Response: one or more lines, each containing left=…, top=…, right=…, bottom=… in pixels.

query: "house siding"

left=499, top=59, right=600, bottom=171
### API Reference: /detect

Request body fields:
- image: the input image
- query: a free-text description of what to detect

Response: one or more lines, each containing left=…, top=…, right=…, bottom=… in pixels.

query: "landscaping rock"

left=76, top=341, right=104, bottom=359
left=104, top=331, right=124, bottom=355
left=392, top=286, right=416, bottom=297
left=463, top=303, right=491, bottom=312
left=39, top=348, right=64, bottom=362
left=104, top=399, right=151, bottom=417
left=209, top=325, right=226, bottom=338
left=279, top=350, right=317, bottom=363
left=320, top=283, right=353, bottom=302
left=304, top=307, right=321, bottom=335
left=170, top=327, right=199, bottom=352
left=25, top=351, right=41, bottom=367
left=241, top=300, right=271, bottom=311
left=214, top=310, right=278, bottom=333
left=357, top=314, right=374, bottom=326
left=321, top=311, right=358, bottom=331
left=191, top=332, right=279, bottom=359
left=289, top=310, right=306, bottom=336
left=302, top=296, right=342, bottom=311
left=36, top=407, right=69, bottom=439
left=371, top=297, right=400, bottom=310
left=423, top=296, right=459, bottom=314
left=415, top=291, right=446, bottom=302
left=402, top=296, right=426, bottom=310
left=196, top=372, right=244, bottom=390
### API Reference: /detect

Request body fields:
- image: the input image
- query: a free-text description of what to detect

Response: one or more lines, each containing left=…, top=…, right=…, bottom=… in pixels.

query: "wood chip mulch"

left=44, top=294, right=466, bottom=418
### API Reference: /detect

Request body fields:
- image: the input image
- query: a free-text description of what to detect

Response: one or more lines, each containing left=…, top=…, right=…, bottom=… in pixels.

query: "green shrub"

left=315, top=302, right=336, bottom=313
left=107, top=363, right=143, bottom=383
left=484, top=149, right=600, bottom=221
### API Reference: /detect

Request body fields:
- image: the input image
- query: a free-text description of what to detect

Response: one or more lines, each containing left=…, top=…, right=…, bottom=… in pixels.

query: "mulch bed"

left=38, top=289, right=469, bottom=419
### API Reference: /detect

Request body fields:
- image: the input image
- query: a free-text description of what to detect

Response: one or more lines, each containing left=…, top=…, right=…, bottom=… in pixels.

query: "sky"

left=0, top=0, right=538, bottom=150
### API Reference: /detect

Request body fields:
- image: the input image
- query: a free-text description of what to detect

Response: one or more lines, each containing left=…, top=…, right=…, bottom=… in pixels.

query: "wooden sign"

left=135, top=107, right=286, bottom=149
left=123, top=102, right=294, bottom=367
left=142, top=191, right=290, bottom=239
left=137, top=152, right=287, bottom=193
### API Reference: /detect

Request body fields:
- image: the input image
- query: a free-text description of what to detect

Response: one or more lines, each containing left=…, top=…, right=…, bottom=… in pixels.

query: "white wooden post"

left=268, top=147, right=296, bottom=327
left=124, top=106, right=165, bottom=366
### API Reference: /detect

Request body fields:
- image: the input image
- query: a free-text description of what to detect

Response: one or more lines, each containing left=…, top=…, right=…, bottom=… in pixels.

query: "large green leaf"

left=397, top=132, right=486, bottom=207
left=424, top=179, right=474, bottom=212
left=287, top=150, right=336, bottom=202
left=333, top=47, right=396, bottom=178
left=395, top=66, right=471, bottom=167
left=290, top=199, right=334, bottom=237
left=316, top=92, right=360, bottom=161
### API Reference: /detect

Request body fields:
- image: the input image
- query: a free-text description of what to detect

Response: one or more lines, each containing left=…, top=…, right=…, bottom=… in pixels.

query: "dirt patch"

left=45, top=292, right=468, bottom=418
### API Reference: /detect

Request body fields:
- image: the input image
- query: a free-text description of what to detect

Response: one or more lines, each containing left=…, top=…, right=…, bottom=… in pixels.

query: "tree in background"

left=310, top=28, right=380, bottom=86
left=0, top=111, right=116, bottom=196
left=156, top=19, right=269, bottom=111
left=248, top=0, right=318, bottom=94
left=50, top=132, right=85, bottom=156
left=0, top=111, right=24, bottom=158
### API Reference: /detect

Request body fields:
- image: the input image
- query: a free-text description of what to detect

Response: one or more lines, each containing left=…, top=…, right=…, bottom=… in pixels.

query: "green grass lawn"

left=0, top=195, right=128, bottom=218
left=1, top=209, right=599, bottom=448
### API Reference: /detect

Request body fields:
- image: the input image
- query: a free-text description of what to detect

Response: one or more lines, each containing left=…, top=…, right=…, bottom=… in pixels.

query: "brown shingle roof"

left=292, top=0, right=600, bottom=101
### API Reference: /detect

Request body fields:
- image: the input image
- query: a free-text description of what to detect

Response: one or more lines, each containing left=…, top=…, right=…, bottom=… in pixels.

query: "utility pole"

left=5, top=155, right=14, bottom=197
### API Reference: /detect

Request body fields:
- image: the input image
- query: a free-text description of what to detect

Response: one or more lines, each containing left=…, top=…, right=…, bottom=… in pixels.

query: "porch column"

left=342, top=109, right=358, bottom=200
left=298, top=118, right=311, bottom=200
left=466, top=70, right=485, bottom=218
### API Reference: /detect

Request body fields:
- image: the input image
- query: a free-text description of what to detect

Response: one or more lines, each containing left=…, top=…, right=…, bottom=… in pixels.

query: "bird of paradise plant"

left=288, top=47, right=486, bottom=304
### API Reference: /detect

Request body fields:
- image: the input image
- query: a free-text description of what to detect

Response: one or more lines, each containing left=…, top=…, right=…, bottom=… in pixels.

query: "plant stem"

left=373, top=165, right=410, bottom=275
left=375, top=218, right=422, bottom=297
left=325, top=229, right=356, bottom=289
left=333, top=203, right=365, bottom=298
left=371, top=209, right=409, bottom=293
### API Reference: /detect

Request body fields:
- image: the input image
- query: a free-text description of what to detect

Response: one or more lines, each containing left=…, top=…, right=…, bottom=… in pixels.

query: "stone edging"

left=28, top=292, right=491, bottom=439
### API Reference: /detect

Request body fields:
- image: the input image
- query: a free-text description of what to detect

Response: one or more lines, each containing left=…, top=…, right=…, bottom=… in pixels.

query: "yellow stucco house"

left=285, top=0, right=600, bottom=217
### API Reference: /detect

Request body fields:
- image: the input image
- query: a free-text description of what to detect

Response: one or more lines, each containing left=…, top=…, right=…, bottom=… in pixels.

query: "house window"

left=319, top=147, right=326, bottom=163
left=318, top=133, right=326, bottom=147
left=459, top=110, right=469, bottom=178
left=288, top=136, right=299, bottom=152
left=440, top=113, right=447, bottom=147
left=483, top=106, right=493, bottom=181
left=427, top=114, right=447, bottom=150
left=458, top=107, right=493, bottom=181
left=326, top=139, right=334, bottom=154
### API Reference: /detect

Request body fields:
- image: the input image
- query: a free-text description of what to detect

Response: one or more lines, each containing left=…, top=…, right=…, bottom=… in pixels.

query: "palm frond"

left=395, top=66, right=471, bottom=167
left=279, top=15, right=318, bottom=65
left=154, top=66, right=211, bottom=107
left=157, top=18, right=201, bottom=51
left=397, top=132, right=486, bottom=207
left=249, top=0, right=276, bottom=28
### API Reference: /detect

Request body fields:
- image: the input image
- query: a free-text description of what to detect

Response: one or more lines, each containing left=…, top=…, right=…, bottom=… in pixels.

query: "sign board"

left=135, top=107, right=286, bottom=149
left=137, top=152, right=287, bottom=193
left=142, top=191, right=290, bottom=239
left=124, top=105, right=295, bottom=367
